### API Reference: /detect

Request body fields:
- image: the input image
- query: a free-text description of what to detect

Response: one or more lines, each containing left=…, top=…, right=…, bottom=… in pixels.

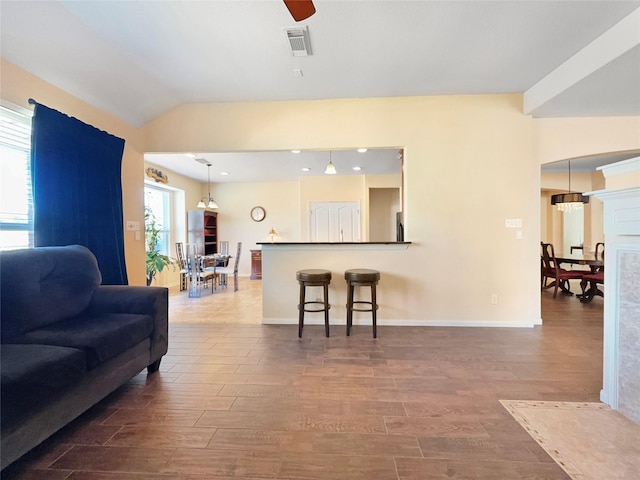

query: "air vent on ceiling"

left=284, top=26, right=312, bottom=57
left=195, top=157, right=211, bottom=166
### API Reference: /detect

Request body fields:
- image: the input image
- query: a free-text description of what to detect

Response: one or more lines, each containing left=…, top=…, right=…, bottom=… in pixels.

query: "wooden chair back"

left=541, top=242, right=559, bottom=275
left=595, top=242, right=604, bottom=261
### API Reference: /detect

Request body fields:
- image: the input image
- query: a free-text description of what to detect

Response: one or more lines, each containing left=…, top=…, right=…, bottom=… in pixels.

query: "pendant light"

left=324, top=150, right=337, bottom=175
left=550, top=159, right=589, bottom=213
left=197, top=162, right=219, bottom=209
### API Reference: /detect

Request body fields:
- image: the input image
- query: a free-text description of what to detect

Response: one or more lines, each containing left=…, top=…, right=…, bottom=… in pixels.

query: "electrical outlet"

left=491, top=294, right=498, bottom=305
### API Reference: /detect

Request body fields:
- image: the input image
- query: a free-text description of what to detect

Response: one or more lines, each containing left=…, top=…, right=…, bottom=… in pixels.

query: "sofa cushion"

left=10, top=313, right=153, bottom=369
left=0, top=245, right=102, bottom=341
left=1, top=344, right=87, bottom=429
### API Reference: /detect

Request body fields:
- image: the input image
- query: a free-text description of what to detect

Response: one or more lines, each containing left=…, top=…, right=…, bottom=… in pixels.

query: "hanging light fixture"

left=197, top=161, right=219, bottom=209
left=324, top=150, right=337, bottom=175
left=550, top=159, right=589, bottom=213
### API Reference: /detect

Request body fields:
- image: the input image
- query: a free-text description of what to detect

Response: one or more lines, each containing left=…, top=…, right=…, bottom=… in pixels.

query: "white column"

left=591, top=157, right=640, bottom=424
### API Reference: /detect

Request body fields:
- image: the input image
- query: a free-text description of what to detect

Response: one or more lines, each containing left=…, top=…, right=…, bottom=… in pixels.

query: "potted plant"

left=144, top=205, right=174, bottom=286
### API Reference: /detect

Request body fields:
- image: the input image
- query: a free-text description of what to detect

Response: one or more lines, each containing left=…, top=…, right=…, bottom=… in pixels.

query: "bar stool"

left=296, top=269, right=332, bottom=338
left=345, top=269, right=380, bottom=338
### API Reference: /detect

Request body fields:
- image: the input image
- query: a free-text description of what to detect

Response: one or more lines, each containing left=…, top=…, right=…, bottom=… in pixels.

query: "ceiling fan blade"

left=283, top=0, right=316, bottom=21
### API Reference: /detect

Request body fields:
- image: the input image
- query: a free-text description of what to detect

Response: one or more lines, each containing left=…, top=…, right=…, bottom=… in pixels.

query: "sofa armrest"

left=89, top=286, right=168, bottom=365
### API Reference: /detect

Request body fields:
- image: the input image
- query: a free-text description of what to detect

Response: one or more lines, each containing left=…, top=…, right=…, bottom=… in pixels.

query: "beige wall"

left=143, top=94, right=543, bottom=324
left=213, top=180, right=301, bottom=276
left=365, top=174, right=403, bottom=241
left=143, top=160, right=202, bottom=287
left=155, top=173, right=402, bottom=280
left=3, top=56, right=639, bottom=324
left=369, top=188, right=401, bottom=242
left=1, top=59, right=148, bottom=285
left=299, top=175, right=365, bottom=241
left=535, top=117, right=640, bottom=166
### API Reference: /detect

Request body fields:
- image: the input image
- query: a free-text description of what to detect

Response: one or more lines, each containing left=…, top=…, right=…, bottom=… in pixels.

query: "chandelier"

left=196, top=162, right=219, bottom=209
left=550, top=160, right=589, bottom=213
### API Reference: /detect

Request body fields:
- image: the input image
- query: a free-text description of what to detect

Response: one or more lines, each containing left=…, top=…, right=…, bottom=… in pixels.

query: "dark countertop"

left=257, top=242, right=412, bottom=245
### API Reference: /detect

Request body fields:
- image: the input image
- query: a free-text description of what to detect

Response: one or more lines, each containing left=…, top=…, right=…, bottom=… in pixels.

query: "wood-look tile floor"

left=2, top=280, right=606, bottom=479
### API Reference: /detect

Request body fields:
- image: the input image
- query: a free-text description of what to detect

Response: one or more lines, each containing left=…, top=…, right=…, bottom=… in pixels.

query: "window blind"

left=0, top=104, right=33, bottom=249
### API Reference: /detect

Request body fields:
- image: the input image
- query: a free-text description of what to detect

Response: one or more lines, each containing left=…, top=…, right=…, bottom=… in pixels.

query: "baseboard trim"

left=261, top=318, right=536, bottom=328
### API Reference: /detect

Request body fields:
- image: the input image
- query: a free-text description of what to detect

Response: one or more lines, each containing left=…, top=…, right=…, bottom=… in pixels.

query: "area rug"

left=500, top=400, right=640, bottom=480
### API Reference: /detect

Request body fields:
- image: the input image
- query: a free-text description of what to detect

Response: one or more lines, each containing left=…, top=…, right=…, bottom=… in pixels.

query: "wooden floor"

left=2, top=280, right=605, bottom=480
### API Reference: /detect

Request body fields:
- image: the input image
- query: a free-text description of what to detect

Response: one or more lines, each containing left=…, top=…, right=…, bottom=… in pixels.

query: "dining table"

left=186, top=253, right=231, bottom=297
left=554, top=252, right=604, bottom=299
left=201, top=253, right=231, bottom=268
left=555, top=252, right=603, bottom=272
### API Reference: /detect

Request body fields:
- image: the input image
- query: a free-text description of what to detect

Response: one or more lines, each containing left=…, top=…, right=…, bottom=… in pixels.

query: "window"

left=144, top=185, right=171, bottom=257
left=0, top=104, right=33, bottom=250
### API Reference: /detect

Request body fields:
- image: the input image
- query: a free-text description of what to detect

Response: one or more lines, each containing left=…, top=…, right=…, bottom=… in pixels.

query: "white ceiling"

left=146, top=148, right=403, bottom=183
left=2, top=0, right=639, bottom=182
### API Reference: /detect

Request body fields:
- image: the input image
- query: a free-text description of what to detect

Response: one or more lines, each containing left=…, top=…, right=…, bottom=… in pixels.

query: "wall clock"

left=250, top=206, right=266, bottom=222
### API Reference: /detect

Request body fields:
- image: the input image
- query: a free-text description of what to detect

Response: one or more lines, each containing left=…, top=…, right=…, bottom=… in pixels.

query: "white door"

left=310, top=201, right=360, bottom=242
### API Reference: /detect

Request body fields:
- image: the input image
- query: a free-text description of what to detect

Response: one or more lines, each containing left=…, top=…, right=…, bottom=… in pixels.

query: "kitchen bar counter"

left=258, top=241, right=412, bottom=326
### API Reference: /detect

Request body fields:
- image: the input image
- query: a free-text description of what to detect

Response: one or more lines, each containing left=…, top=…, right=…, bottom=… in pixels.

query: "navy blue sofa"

left=0, top=245, right=168, bottom=470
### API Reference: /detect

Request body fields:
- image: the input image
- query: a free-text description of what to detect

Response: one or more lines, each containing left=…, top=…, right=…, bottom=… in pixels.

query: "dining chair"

left=580, top=248, right=604, bottom=303
left=595, top=242, right=604, bottom=262
left=175, top=242, right=188, bottom=291
left=579, top=269, right=604, bottom=303
left=215, top=242, right=242, bottom=291
left=217, top=240, right=230, bottom=269
left=185, top=243, right=218, bottom=296
left=540, top=242, right=584, bottom=298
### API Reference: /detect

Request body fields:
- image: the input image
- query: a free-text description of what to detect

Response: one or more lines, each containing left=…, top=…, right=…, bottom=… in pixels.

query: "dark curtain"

left=30, top=101, right=128, bottom=285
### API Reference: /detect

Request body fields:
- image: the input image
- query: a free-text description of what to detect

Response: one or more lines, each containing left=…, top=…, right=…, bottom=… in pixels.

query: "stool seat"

left=344, top=269, right=380, bottom=283
left=297, top=269, right=332, bottom=338
left=297, top=269, right=332, bottom=283
left=345, top=269, right=380, bottom=338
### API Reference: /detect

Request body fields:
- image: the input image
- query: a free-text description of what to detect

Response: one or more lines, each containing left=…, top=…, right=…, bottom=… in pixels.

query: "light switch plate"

left=126, top=220, right=140, bottom=231
left=505, top=218, right=523, bottom=228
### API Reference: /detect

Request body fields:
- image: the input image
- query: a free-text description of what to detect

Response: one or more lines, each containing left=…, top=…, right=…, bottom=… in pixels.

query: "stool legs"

left=371, top=283, right=377, bottom=339
left=296, top=269, right=332, bottom=338
left=346, top=283, right=354, bottom=336
left=345, top=277, right=379, bottom=339
left=323, top=282, right=330, bottom=337
left=298, top=283, right=331, bottom=338
left=298, top=283, right=306, bottom=338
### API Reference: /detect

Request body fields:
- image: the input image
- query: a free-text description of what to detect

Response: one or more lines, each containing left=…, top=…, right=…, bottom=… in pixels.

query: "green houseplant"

left=145, top=205, right=174, bottom=286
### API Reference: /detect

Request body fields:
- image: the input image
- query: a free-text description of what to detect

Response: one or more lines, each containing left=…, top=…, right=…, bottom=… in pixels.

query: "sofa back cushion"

left=0, top=245, right=102, bottom=340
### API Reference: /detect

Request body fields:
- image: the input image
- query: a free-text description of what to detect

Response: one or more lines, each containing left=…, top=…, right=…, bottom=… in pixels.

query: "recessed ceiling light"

left=291, top=150, right=301, bottom=154
left=185, top=153, right=196, bottom=158
left=352, top=166, right=362, bottom=171
left=301, top=167, right=310, bottom=172
left=220, top=171, right=229, bottom=175
left=357, top=148, right=368, bottom=153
